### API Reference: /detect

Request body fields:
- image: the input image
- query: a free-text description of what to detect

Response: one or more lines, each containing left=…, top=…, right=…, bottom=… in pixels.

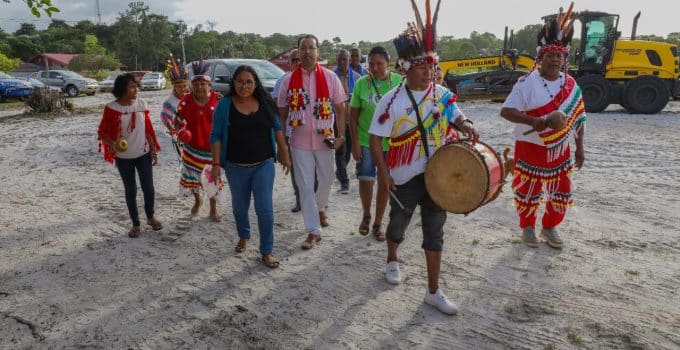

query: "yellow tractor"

left=569, top=11, right=680, bottom=113
left=439, top=27, right=534, bottom=101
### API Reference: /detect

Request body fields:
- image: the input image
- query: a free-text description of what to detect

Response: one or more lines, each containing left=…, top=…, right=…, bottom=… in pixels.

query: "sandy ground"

left=0, top=92, right=679, bottom=349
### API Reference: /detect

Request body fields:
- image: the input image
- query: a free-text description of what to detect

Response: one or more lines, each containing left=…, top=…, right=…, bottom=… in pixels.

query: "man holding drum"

left=369, top=0, right=479, bottom=315
left=500, top=11, right=586, bottom=249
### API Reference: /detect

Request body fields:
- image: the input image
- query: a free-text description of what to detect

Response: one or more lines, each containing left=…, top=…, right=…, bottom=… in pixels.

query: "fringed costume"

left=176, top=60, right=222, bottom=197
left=503, top=6, right=587, bottom=229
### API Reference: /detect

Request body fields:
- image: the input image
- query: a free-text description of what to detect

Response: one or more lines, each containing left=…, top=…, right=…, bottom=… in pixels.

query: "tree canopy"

left=2, top=1, right=679, bottom=73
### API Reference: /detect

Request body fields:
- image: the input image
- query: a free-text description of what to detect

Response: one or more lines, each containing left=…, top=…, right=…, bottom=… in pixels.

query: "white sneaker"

left=384, top=261, right=401, bottom=285
left=424, top=289, right=458, bottom=315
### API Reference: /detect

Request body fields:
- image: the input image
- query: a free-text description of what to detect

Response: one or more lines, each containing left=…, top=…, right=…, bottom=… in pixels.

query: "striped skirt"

left=179, top=144, right=211, bottom=196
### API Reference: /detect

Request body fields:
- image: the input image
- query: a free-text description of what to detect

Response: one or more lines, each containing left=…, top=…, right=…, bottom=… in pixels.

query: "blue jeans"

left=356, top=146, right=387, bottom=182
left=224, top=158, right=275, bottom=255
left=115, top=153, right=155, bottom=226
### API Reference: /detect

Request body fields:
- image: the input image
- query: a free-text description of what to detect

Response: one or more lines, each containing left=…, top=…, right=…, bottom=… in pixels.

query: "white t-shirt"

left=369, top=84, right=464, bottom=185
left=502, top=71, right=565, bottom=145
left=107, top=99, right=148, bottom=159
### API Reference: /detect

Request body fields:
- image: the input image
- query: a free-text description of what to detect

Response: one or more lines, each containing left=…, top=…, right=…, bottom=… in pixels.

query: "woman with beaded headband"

left=368, top=0, right=479, bottom=316
left=500, top=5, right=587, bottom=249
left=174, top=59, right=223, bottom=221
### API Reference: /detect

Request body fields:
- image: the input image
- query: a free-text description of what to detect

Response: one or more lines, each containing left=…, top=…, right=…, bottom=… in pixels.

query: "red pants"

left=512, top=141, right=573, bottom=229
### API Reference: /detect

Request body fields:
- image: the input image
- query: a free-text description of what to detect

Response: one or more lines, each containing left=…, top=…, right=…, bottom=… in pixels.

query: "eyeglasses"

left=235, top=80, right=255, bottom=87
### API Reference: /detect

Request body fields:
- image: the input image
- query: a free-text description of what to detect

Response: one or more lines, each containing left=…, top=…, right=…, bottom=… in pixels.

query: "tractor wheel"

left=66, top=85, right=79, bottom=97
left=622, top=76, right=670, bottom=114
left=577, top=74, right=610, bottom=113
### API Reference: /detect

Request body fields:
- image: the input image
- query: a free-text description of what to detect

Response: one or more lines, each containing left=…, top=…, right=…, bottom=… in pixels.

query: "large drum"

left=425, top=141, right=505, bottom=214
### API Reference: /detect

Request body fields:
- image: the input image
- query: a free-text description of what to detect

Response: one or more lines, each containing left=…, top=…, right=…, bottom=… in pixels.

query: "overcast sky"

left=1, top=0, right=677, bottom=43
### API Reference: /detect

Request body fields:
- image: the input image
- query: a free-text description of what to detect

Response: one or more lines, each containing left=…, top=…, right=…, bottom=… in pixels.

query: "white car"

left=140, top=72, right=166, bottom=90
left=99, top=72, right=121, bottom=92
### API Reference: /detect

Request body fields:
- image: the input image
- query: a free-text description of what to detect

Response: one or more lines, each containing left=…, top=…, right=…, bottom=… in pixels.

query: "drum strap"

left=405, top=86, right=430, bottom=158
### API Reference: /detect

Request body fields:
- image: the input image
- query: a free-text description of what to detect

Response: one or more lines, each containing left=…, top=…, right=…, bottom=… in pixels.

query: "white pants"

left=291, top=147, right=334, bottom=235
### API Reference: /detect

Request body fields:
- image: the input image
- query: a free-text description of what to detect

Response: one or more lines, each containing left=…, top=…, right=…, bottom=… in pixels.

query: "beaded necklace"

left=541, top=73, right=564, bottom=98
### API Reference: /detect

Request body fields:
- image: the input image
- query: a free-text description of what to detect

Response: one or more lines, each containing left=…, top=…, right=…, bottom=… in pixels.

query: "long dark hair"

left=229, top=65, right=277, bottom=125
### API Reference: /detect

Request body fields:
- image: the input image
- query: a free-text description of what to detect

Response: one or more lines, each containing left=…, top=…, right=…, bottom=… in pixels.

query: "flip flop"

left=372, top=224, right=386, bottom=241
left=359, top=215, right=371, bottom=235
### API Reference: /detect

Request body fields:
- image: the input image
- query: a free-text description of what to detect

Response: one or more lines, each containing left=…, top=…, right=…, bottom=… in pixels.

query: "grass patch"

left=625, top=270, right=639, bottom=276
left=510, top=238, right=522, bottom=245
left=638, top=242, right=648, bottom=248
left=0, top=101, right=24, bottom=111
left=567, top=331, right=583, bottom=345
left=544, top=344, right=556, bottom=350
left=503, top=304, right=513, bottom=314
left=472, top=238, right=480, bottom=245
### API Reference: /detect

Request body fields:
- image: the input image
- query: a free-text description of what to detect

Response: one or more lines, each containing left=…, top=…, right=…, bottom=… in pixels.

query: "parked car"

left=128, top=70, right=151, bottom=82
left=186, top=59, right=284, bottom=96
left=32, top=70, right=98, bottom=97
left=0, top=71, right=33, bottom=102
left=140, top=72, right=166, bottom=90
left=98, top=72, right=122, bottom=92
left=25, top=77, right=62, bottom=93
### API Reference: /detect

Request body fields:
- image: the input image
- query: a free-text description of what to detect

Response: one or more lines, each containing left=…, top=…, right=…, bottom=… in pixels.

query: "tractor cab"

left=575, top=11, right=619, bottom=75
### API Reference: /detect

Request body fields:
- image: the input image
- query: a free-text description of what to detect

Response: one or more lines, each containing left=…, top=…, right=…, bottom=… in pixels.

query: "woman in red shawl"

left=97, top=73, right=162, bottom=237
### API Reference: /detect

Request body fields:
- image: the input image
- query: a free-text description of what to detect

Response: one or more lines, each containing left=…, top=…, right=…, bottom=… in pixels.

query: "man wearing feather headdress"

left=368, top=0, right=478, bottom=315
left=175, top=59, right=222, bottom=221
left=161, top=54, right=190, bottom=158
left=500, top=3, right=587, bottom=249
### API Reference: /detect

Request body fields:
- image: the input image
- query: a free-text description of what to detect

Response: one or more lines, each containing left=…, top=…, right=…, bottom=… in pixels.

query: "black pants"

left=115, top=153, right=155, bottom=226
left=386, top=174, right=447, bottom=251
left=334, top=127, right=352, bottom=186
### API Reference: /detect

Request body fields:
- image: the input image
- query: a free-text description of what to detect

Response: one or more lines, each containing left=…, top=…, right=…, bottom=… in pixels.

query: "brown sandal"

left=301, top=234, right=321, bottom=250
left=128, top=226, right=141, bottom=238
left=147, top=218, right=163, bottom=231
left=261, top=254, right=280, bottom=269
left=235, top=239, right=248, bottom=253
left=372, top=224, right=386, bottom=241
left=319, top=211, right=329, bottom=227
left=359, top=215, right=371, bottom=236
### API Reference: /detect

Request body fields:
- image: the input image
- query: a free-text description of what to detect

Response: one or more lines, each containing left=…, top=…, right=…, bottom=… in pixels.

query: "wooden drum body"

left=425, top=141, right=504, bottom=214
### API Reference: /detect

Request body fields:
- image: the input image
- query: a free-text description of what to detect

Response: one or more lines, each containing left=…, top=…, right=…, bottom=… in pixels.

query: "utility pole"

left=180, top=32, right=187, bottom=65
left=94, top=0, right=102, bottom=24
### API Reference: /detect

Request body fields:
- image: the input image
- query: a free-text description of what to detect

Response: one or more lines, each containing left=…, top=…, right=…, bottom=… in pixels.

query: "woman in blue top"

left=210, top=65, right=292, bottom=268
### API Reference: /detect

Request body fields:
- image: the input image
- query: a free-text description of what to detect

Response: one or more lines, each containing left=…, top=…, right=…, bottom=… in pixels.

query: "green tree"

left=68, top=54, right=120, bottom=73
left=113, top=1, right=173, bottom=70
left=14, top=22, right=37, bottom=36
left=666, top=32, right=680, bottom=47
left=1, top=0, right=59, bottom=18
left=84, top=34, right=107, bottom=55
left=512, top=24, right=543, bottom=56
left=8, top=35, right=44, bottom=61
left=0, top=52, right=21, bottom=72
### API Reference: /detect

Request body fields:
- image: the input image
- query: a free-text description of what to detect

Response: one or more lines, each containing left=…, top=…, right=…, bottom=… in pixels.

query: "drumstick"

left=523, top=128, right=537, bottom=135
left=390, top=190, right=412, bottom=214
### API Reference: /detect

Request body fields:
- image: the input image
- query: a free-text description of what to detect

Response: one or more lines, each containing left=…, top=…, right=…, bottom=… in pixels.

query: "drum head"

left=425, top=143, right=489, bottom=214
